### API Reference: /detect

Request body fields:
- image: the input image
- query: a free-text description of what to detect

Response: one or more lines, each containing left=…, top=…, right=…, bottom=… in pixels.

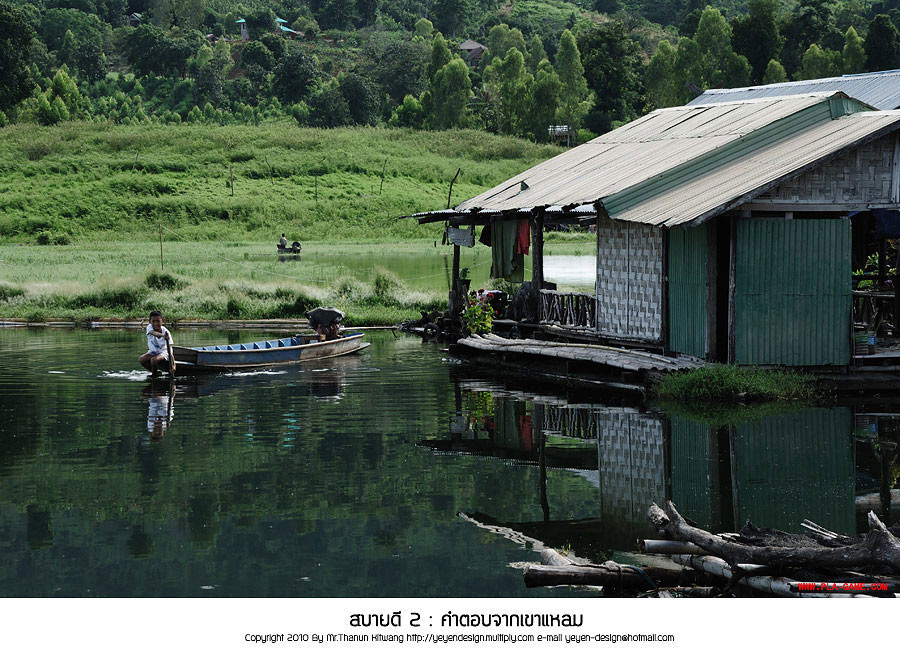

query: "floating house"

left=413, top=91, right=900, bottom=369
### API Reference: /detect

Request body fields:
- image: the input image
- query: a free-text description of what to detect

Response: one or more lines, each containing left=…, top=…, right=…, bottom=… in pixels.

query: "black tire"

left=423, top=323, right=439, bottom=337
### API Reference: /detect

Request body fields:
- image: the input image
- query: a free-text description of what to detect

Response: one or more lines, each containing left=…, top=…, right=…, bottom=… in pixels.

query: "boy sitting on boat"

left=139, top=310, right=175, bottom=375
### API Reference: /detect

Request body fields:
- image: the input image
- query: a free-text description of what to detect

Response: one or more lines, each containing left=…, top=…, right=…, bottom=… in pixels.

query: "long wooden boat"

left=171, top=332, right=369, bottom=373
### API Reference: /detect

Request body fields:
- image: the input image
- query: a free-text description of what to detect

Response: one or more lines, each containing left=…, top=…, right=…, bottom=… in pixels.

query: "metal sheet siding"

left=731, top=408, right=855, bottom=534
left=734, top=218, right=851, bottom=365
left=688, top=71, right=900, bottom=110
left=668, top=225, right=707, bottom=357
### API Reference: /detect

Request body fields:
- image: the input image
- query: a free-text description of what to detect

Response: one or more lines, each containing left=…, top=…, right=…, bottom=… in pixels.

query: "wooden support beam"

left=531, top=209, right=544, bottom=289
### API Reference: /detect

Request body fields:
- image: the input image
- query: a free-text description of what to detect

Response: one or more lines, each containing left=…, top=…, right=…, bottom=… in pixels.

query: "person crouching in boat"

left=306, top=306, right=344, bottom=341
left=139, top=310, right=175, bottom=375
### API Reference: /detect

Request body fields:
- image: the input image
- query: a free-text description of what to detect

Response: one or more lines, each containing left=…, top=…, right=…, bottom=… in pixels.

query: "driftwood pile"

left=639, top=501, right=900, bottom=597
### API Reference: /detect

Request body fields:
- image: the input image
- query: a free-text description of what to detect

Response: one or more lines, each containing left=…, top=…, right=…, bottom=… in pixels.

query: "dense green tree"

left=365, top=37, right=429, bottom=103
left=338, top=72, right=379, bottom=125
left=430, top=57, right=471, bottom=129
left=414, top=18, right=433, bottom=39
left=50, top=67, right=82, bottom=115
left=578, top=21, right=643, bottom=134
left=432, top=0, right=471, bottom=38
left=124, top=24, right=195, bottom=77
left=195, top=43, right=230, bottom=107
left=427, top=32, right=452, bottom=82
left=259, top=33, right=284, bottom=62
left=645, top=40, right=679, bottom=109
left=316, top=0, right=357, bottom=30
left=487, top=47, right=532, bottom=136
left=694, top=7, right=750, bottom=90
left=762, top=58, right=788, bottom=84
left=865, top=14, right=900, bottom=72
left=780, top=0, right=841, bottom=76
left=486, top=23, right=527, bottom=63
left=245, top=8, right=277, bottom=38
left=272, top=47, right=321, bottom=104
left=555, top=29, right=590, bottom=133
left=526, top=34, right=546, bottom=74
left=801, top=43, right=834, bottom=80
left=389, top=94, right=426, bottom=128
left=241, top=41, right=275, bottom=71
left=0, top=1, right=34, bottom=114
left=731, top=0, right=783, bottom=84
left=356, top=0, right=378, bottom=26
left=309, top=83, right=351, bottom=127
left=842, top=26, right=866, bottom=74
left=528, top=59, right=560, bottom=142
left=39, top=8, right=104, bottom=51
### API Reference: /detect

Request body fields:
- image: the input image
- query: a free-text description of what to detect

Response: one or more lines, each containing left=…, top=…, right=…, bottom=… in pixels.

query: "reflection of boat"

left=171, top=333, right=369, bottom=373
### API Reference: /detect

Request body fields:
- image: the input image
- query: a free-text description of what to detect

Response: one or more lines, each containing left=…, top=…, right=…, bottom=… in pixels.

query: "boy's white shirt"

left=146, top=325, right=173, bottom=354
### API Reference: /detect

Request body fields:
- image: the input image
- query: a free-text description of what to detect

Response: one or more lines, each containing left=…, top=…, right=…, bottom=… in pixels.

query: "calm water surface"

left=0, top=329, right=895, bottom=596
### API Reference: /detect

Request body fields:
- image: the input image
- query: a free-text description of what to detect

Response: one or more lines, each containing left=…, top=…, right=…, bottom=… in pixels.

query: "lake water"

left=0, top=329, right=895, bottom=597
left=292, top=248, right=596, bottom=293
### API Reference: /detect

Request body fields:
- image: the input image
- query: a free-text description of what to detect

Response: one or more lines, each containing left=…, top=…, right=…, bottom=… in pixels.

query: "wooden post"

left=879, top=238, right=887, bottom=288
left=447, top=168, right=461, bottom=209
left=158, top=222, right=164, bottom=270
left=727, top=215, right=737, bottom=363
left=447, top=168, right=462, bottom=317
left=230, top=164, right=234, bottom=196
left=531, top=209, right=544, bottom=289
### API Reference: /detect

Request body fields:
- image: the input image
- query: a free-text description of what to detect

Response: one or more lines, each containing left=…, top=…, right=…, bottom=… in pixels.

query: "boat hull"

left=171, top=333, right=369, bottom=373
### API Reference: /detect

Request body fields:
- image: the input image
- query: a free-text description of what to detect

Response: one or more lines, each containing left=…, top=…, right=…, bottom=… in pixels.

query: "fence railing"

left=539, top=290, right=596, bottom=329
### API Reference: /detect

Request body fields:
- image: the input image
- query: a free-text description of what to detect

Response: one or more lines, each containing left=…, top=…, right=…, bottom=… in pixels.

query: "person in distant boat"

left=279, top=233, right=287, bottom=249
left=139, top=310, right=174, bottom=375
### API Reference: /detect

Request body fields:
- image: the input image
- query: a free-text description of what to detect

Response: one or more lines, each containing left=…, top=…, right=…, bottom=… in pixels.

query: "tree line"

left=3, top=0, right=900, bottom=139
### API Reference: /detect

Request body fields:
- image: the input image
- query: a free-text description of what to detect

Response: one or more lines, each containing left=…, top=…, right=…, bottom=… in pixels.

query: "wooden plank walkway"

left=457, top=333, right=705, bottom=373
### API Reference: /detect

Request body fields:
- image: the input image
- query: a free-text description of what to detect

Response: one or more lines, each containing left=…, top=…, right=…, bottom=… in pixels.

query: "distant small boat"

left=170, top=332, right=369, bottom=373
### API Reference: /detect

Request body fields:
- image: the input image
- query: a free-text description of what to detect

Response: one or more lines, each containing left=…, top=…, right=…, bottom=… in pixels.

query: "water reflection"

left=142, top=381, right=175, bottom=440
left=427, top=377, right=897, bottom=562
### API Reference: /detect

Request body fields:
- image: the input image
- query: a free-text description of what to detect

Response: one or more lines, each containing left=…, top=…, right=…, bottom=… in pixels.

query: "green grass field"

left=0, top=121, right=563, bottom=244
left=0, top=238, right=594, bottom=324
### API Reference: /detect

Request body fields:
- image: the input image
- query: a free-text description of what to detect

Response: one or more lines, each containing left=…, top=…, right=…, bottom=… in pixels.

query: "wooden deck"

left=451, top=333, right=704, bottom=395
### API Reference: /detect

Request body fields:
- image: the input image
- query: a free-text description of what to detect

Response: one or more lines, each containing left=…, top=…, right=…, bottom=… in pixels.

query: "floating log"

left=523, top=563, right=700, bottom=590
left=639, top=539, right=707, bottom=555
left=668, top=554, right=872, bottom=598
left=649, top=501, right=900, bottom=574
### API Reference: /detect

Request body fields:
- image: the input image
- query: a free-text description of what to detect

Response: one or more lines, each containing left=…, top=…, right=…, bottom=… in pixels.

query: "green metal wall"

left=735, top=218, right=851, bottom=365
left=668, top=225, right=707, bottom=357
left=731, top=408, right=855, bottom=534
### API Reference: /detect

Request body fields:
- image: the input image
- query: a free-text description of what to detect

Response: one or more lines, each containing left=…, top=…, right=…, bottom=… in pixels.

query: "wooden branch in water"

left=649, top=501, right=900, bottom=574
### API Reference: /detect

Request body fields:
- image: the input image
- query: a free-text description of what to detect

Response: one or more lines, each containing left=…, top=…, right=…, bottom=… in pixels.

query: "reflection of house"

left=459, top=39, right=486, bottom=67
left=413, top=90, right=900, bottom=368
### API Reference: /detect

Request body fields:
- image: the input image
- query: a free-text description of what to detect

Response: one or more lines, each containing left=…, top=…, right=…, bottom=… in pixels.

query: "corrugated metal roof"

left=456, top=94, right=838, bottom=215
left=618, top=111, right=900, bottom=226
left=688, top=70, right=900, bottom=110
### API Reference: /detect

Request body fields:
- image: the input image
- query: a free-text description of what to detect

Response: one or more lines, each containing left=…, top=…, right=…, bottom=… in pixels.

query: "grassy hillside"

left=0, top=121, right=563, bottom=244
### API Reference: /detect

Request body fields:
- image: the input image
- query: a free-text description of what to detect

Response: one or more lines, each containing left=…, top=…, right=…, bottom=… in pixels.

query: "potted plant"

left=461, top=293, right=494, bottom=335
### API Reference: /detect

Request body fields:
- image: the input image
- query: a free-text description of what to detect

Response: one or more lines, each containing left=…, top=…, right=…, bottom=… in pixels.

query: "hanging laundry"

left=516, top=218, right=530, bottom=255
left=490, top=219, right=524, bottom=282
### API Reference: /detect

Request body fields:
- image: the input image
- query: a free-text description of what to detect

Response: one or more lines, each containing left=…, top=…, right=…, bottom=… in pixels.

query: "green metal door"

left=734, top=218, right=851, bottom=365
left=668, top=225, right=707, bottom=357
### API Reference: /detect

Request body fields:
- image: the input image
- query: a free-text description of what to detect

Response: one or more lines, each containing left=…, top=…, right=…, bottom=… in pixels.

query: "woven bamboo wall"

left=757, top=133, right=896, bottom=203
left=596, top=221, right=663, bottom=341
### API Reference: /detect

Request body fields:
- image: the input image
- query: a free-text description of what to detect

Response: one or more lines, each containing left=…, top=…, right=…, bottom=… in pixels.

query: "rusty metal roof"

left=414, top=93, right=900, bottom=228
left=688, top=70, right=900, bottom=110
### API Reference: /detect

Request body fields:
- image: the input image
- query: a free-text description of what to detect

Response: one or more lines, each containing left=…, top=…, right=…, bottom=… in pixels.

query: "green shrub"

left=333, top=275, right=365, bottom=299
left=373, top=267, right=403, bottom=300
left=72, top=283, right=144, bottom=310
left=0, top=282, right=25, bottom=301
left=36, top=232, right=51, bottom=245
left=145, top=270, right=187, bottom=290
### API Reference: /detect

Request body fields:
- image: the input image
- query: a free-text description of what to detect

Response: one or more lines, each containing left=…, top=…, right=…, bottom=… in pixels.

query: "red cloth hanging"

left=516, top=219, right=530, bottom=255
